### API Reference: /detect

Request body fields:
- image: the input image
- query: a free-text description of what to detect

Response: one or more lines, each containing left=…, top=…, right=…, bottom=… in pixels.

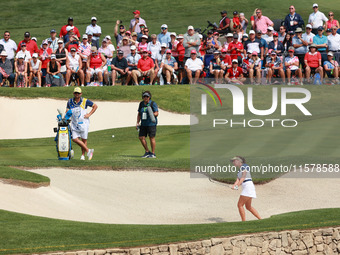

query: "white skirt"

left=241, top=181, right=256, bottom=198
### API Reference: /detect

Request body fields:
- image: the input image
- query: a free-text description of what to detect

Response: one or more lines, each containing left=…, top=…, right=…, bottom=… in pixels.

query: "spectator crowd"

left=1, top=4, right=340, bottom=87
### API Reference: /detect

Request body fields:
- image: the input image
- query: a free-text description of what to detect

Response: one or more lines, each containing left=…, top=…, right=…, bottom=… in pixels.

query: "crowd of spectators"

left=0, top=4, right=340, bottom=87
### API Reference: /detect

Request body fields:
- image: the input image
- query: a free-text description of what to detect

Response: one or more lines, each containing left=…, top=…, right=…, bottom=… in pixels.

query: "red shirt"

left=177, top=42, right=185, bottom=62
left=233, top=17, right=240, bottom=28
left=304, top=52, right=321, bottom=68
left=222, top=55, right=232, bottom=66
left=137, top=56, right=155, bottom=71
left=39, top=48, right=53, bottom=69
left=67, top=43, right=79, bottom=52
left=17, top=39, right=39, bottom=55
left=227, top=41, right=244, bottom=60
left=59, top=25, right=81, bottom=38
left=89, top=53, right=103, bottom=69
left=199, top=42, right=205, bottom=57
left=227, top=67, right=243, bottom=78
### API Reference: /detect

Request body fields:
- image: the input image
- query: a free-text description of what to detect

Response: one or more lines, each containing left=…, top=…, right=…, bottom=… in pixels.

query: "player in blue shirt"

left=66, top=87, right=98, bottom=160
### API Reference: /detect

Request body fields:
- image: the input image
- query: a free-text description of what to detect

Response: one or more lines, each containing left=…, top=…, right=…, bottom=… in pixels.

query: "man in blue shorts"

left=67, top=87, right=98, bottom=160
left=136, top=91, right=159, bottom=158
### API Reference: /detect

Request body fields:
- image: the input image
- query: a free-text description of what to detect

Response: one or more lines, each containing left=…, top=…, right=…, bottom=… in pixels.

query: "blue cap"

left=318, top=26, right=324, bottom=31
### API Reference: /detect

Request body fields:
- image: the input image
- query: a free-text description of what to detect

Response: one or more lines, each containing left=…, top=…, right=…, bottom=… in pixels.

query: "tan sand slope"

left=0, top=97, right=191, bottom=139
left=0, top=168, right=338, bottom=224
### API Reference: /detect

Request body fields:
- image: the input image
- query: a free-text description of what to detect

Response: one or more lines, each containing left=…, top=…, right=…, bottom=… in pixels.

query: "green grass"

left=0, top=166, right=49, bottom=184
left=1, top=0, right=339, bottom=46
left=0, top=126, right=190, bottom=170
left=0, top=85, right=190, bottom=114
left=0, top=208, right=339, bottom=254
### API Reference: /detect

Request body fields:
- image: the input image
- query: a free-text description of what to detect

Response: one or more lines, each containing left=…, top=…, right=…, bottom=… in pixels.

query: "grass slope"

left=0, top=85, right=190, bottom=114
left=0, top=126, right=190, bottom=170
left=0, top=0, right=338, bottom=46
left=0, top=208, right=339, bottom=254
left=0, top=166, right=49, bottom=183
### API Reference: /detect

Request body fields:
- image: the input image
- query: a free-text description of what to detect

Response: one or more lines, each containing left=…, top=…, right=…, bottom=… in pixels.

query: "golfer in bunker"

left=66, top=87, right=98, bottom=160
left=231, top=156, right=261, bottom=221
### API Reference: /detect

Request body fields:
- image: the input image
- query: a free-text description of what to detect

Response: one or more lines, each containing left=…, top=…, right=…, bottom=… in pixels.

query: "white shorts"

left=89, top=68, right=103, bottom=76
left=60, top=65, right=67, bottom=73
left=241, top=181, right=256, bottom=198
left=71, top=128, right=89, bottom=140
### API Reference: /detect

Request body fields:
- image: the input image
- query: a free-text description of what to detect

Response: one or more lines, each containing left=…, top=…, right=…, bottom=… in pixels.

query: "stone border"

left=42, top=227, right=340, bottom=255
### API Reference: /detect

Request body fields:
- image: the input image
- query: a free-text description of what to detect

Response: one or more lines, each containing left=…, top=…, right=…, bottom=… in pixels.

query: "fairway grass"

left=0, top=208, right=339, bottom=254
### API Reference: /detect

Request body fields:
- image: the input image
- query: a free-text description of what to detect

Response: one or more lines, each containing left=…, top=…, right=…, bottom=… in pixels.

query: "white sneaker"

left=87, top=149, right=94, bottom=160
left=80, top=155, right=85, bottom=160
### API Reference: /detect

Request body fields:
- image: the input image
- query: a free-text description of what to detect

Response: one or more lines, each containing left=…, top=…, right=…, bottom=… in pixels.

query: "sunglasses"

left=191, top=53, right=196, bottom=55
left=256, top=12, right=261, bottom=14
left=74, top=92, right=81, bottom=94
left=289, top=8, right=294, bottom=9
left=143, top=95, right=149, bottom=98
left=166, top=53, right=171, bottom=54
left=144, top=30, right=149, bottom=32
left=329, top=14, right=334, bottom=16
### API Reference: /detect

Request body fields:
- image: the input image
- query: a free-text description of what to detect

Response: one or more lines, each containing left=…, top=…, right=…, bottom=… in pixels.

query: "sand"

left=0, top=168, right=338, bottom=224
left=0, top=97, right=191, bottom=139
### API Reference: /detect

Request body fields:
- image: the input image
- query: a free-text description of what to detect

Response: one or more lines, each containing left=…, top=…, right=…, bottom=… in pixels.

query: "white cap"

left=161, top=24, right=168, bottom=29
left=58, top=39, right=63, bottom=43
left=226, top=33, right=233, bottom=37
left=0, top=51, right=8, bottom=56
left=31, top=37, right=37, bottom=41
left=105, top=35, right=111, bottom=40
left=313, top=3, right=318, bottom=7
left=306, top=24, right=312, bottom=29
left=198, top=34, right=203, bottom=39
left=91, top=17, right=97, bottom=21
left=130, top=45, right=136, bottom=50
left=267, top=26, right=274, bottom=31
left=82, top=34, right=88, bottom=39
left=17, top=53, right=24, bottom=59
left=32, top=53, right=38, bottom=58
left=240, top=13, right=245, bottom=17
left=177, top=35, right=184, bottom=39
left=170, top=32, right=176, bottom=37
left=161, top=43, right=167, bottom=48
left=51, top=54, right=56, bottom=59
left=66, top=26, right=74, bottom=32
left=249, top=30, right=255, bottom=35
left=232, top=59, right=238, bottom=63
left=142, top=35, right=148, bottom=39
left=187, top=25, right=194, bottom=30
left=328, top=51, right=334, bottom=56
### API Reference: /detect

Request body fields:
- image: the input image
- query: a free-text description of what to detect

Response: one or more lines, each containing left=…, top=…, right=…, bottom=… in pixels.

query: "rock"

left=151, top=247, right=160, bottom=253
left=268, top=233, right=279, bottom=239
left=281, top=232, right=288, bottom=248
left=222, top=239, right=232, bottom=250
left=159, top=246, right=168, bottom=252
left=232, top=246, right=240, bottom=255
left=291, top=241, right=298, bottom=251
left=196, top=248, right=205, bottom=255
left=239, top=241, right=247, bottom=253
left=210, top=244, right=224, bottom=255
left=313, top=230, right=322, bottom=236
left=323, top=245, right=334, bottom=255
left=140, top=248, right=151, bottom=254
left=302, top=233, right=314, bottom=248
left=245, top=237, right=250, bottom=246
left=269, top=239, right=277, bottom=251
left=288, top=236, right=293, bottom=245
left=64, top=252, right=77, bottom=255
left=211, top=238, right=222, bottom=245
left=168, top=245, right=177, bottom=255
left=177, top=244, right=187, bottom=252
left=94, top=250, right=106, bottom=255
left=262, top=240, right=269, bottom=253
left=298, top=240, right=306, bottom=250
left=308, top=246, right=317, bottom=255
left=332, top=230, right=340, bottom=241
left=314, top=236, right=323, bottom=245
left=77, top=252, right=87, bottom=255
left=262, top=252, right=270, bottom=255
left=250, top=237, right=263, bottom=247
left=292, top=251, right=307, bottom=255
left=276, top=239, right=281, bottom=248
left=201, top=240, right=211, bottom=247
left=188, top=241, right=201, bottom=250
left=129, top=249, right=141, bottom=255
left=322, top=229, right=333, bottom=236
left=291, top=230, right=300, bottom=240
left=244, top=247, right=257, bottom=255
left=337, top=243, right=340, bottom=252
left=325, top=236, right=332, bottom=244
left=87, top=251, right=95, bottom=255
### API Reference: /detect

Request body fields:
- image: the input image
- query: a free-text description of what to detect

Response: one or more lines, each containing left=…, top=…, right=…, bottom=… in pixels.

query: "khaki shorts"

left=89, top=68, right=103, bottom=76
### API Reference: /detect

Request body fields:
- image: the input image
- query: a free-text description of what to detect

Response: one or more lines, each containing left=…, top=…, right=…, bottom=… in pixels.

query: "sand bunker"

left=0, top=168, right=338, bottom=224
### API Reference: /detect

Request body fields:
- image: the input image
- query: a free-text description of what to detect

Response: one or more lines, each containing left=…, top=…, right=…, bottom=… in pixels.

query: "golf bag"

left=54, top=109, right=74, bottom=160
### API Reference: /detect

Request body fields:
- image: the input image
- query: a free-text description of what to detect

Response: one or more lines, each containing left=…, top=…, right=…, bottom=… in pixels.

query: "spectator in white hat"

left=169, top=32, right=178, bottom=55
left=105, top=35, right=116, bottom=56
left=308, top=3, right=328, bottom=35
left=157, top=24, right=171, bottom=46
left=183, top=25, right=200, bottom=59
left=138, top=26, right=151, bottom=43
left=147, top=34, right=161, bottom=59
left=126, top=45, right=141, bottom=85
left=29, top=53, right=42, bottom=87
left=0, top=51, right=15, bottom=86
left=86, top=17, right=102, bottom=49
left=302, top=24, right=315, bottom=52
left=98, top=39, right=113, bottom=60
left=138, top=35, right=149, bottom=54
left=262, top=26, right=274, bottom=44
